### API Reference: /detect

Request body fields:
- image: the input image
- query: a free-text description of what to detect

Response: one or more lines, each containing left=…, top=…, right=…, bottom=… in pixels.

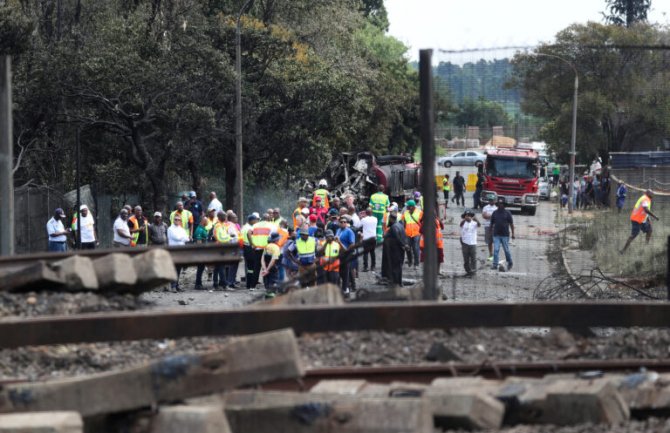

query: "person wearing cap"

left=185, top=191, right=204, bottom=226
left=481, top=197, right=497, bottom=261
left=317, top=229, right=342, bottom=285
left=460, top=209, right=481, bottom=277
left=307, top=214, right=319, bottom=236
left=336, top=216, right=356, bottom=296
left=490, top=199, right=515, bottom=271
left=207, top=191, right=223, bottom=213
left=312, top=179, right=330, bottom=208
left=46, top=208, right=70, bottom=252
left=401, top=199, right=423, bottom=270
left=148, top=212, right=168, bottom=245
left=71, top=205, right=97, bottom=249
left=128, top=206, right=149, bottom=247
left=261, top=232, right=282, bottom=296
left=621, top=189, right=659, bottom=254
left=292, top=197, right=309, bottom=229
left=241, top=214, right=259, bottom=290
left=113, top=208, right=133, bottom=248
left=170, top=201, right=194, bottom=240
left=309, top=196, right=328, bottom=226
left=295, top=228, right=317, bottom=287
left=382, top=211, right=409, bottom=286
left=326, top=208, right=340, bottom=233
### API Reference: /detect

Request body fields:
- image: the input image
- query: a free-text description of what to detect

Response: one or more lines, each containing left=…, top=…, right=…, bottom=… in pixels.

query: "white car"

left=439, top=151, right=486, bottom=168
left=538, top=177, right=551, bottom=200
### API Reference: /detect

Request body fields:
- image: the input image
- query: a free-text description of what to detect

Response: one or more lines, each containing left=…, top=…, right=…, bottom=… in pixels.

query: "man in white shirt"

left=460, top=209, right=481, bottom=277
left=207, top=191, right=223, bottom=213
left=360, top=208, right=378, bottom=272
left=481, top=197, right=497, bottom=261
left=113, top=208, right=132, bottom=247
left=73, top=205, right=98, bottom=249
left=46, top=208, right=69, bottom=252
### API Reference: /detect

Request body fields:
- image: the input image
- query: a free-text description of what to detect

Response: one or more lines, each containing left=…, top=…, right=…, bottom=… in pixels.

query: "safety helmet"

left=318, top=179, right=328, bottom=187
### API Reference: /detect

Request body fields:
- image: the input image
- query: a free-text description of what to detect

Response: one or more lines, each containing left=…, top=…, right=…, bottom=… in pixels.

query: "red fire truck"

left=481, top=147, right=541, bottom=215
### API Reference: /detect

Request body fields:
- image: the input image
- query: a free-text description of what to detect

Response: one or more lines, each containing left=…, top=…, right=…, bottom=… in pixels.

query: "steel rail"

left=1, top=302, right=670, bottom=348
left=0, top=244, right=241, bottom=275
left=263, top=359, right=670, bottom=390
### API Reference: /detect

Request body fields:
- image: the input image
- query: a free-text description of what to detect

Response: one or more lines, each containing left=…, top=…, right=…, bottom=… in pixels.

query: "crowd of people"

left=44, top=173, right=658, bottom=297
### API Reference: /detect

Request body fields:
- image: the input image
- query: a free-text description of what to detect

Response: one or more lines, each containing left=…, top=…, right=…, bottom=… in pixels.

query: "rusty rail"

left=263, top=359, right=670, bottom=390
left=0, top=243, right=241, bottom=275
left=2, top=302, right=670, bottom=348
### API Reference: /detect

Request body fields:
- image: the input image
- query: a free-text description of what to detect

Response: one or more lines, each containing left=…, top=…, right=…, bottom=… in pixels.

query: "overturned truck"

left=305, top=152, right=421, bottom=204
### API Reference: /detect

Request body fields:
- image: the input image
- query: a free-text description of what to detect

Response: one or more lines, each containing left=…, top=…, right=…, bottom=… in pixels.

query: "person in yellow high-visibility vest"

left=312, top=179, right=330, bottom=208
left=369, top=184, right=390, bottom=244
left=620, top=189, right=660, bottom=253
left=248, top=213, right=275, bottom=290
left=170, top=201, right=194, bottom=240
left=442, top=175, right=451, bottom=207
left=402, top=200, right=423, bottom=269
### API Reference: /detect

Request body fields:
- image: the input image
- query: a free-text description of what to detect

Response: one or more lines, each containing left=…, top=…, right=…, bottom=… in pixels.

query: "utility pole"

left=419, top=49, right=437, bottom=301
left=235, top=0, right=254, bottom=219
left=0, top=55, right=14, bottom=256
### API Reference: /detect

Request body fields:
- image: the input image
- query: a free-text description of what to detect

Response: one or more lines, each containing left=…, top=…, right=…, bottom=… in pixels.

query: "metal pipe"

left=235, top=0, right=254, bottom=220
left=75, top=128, right=81, bottom=249
left=0, top=56, right=14, bottom=256
left=419, top=49, right=437, bottom=300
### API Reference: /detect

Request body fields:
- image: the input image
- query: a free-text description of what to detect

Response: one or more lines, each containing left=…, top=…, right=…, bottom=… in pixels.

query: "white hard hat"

left=318, top=179, right=328, bottom=187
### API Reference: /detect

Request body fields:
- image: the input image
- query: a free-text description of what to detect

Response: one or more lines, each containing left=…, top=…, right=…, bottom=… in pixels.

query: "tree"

left=508, top=22, right=670, bottom=164
left=603, top=0, right=651, bottom=27
left=453, top=98, right=511, bottom=129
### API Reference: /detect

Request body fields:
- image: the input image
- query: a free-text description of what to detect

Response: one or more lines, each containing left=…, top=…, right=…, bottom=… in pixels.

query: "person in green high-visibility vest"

left=369, top=184, right=390, bottom=244
left=442, top=175, right=451, bottom=209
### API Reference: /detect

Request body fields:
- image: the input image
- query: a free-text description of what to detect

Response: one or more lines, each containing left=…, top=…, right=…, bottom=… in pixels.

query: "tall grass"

left=575, top=207, right=669, bottom=280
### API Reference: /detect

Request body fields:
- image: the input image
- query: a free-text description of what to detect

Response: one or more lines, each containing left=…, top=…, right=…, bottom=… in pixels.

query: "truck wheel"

left=475, top=160, right=483, bottom=166
left=444, top=161, right=452, bottom=168
left=526, top=206, right=537, bottom=216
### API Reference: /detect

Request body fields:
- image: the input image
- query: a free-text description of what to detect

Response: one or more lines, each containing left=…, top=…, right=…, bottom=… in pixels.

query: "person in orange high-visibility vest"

left=620, top=189, right=660, bottom=253
left=401, top=200, right=423, bottom=269
left=317, top=230, right=342, bottom=285
left=419, top=213, right=445, bottom=275
left=128, top=206, right=149, bottom=247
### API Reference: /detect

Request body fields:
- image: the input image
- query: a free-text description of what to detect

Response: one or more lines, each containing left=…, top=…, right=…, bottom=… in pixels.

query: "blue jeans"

left=48, top=241, right=67, bottom=252
left=492, top=236, right=512, bottom=267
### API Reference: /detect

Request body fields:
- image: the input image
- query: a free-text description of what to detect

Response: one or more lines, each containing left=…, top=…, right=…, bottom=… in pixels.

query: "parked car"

left=538, top=176, right=551, bottom=200
left=440, top=151, right=486, bottom=167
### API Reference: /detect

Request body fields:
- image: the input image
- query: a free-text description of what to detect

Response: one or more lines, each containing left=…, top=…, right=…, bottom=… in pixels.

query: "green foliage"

left=604, top=0, right=651, bottom=27
left=451, top=98, right=511, bottom=128
left=9, top=0, right=418, bottom=210
left=508, top=22, right=670, bottom=164
left=0, top=4, right=33, bottom=55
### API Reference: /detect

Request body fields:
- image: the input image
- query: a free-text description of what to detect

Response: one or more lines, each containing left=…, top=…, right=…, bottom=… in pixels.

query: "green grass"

left=568, top=207, right=669, bottom=280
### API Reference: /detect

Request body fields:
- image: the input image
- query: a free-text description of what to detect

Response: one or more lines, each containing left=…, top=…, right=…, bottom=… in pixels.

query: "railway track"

left=0, top=243, right=241, bottom=276
left=264, top=359, right=670, bottom=390
left=1, top=302, right=670, bottom=348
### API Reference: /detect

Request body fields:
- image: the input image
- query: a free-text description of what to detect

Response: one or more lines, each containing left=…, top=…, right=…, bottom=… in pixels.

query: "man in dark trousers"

left=382, top=212, right=409, bottom=286
left=490, top=199, right=515, bottom=271
left=452, top=171, right=466, bottom=207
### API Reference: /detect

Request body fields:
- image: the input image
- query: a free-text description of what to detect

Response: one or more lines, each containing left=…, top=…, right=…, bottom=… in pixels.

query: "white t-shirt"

left=168, top=224, right=190, bottom=246
left=78, top=213, right=96, bottom=243
left=360, top=215, right=378, bottom=240
left=207, top=198, right=223, bottom=212
left=461, top=220, right=478, bottom=245
left=113, top=217, right=131, bottom=245
left=481, top=205, right=497, bottom=227
left=350, top=213, right=361, bottom=228
left=46, top=218, right=66, bottom=242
